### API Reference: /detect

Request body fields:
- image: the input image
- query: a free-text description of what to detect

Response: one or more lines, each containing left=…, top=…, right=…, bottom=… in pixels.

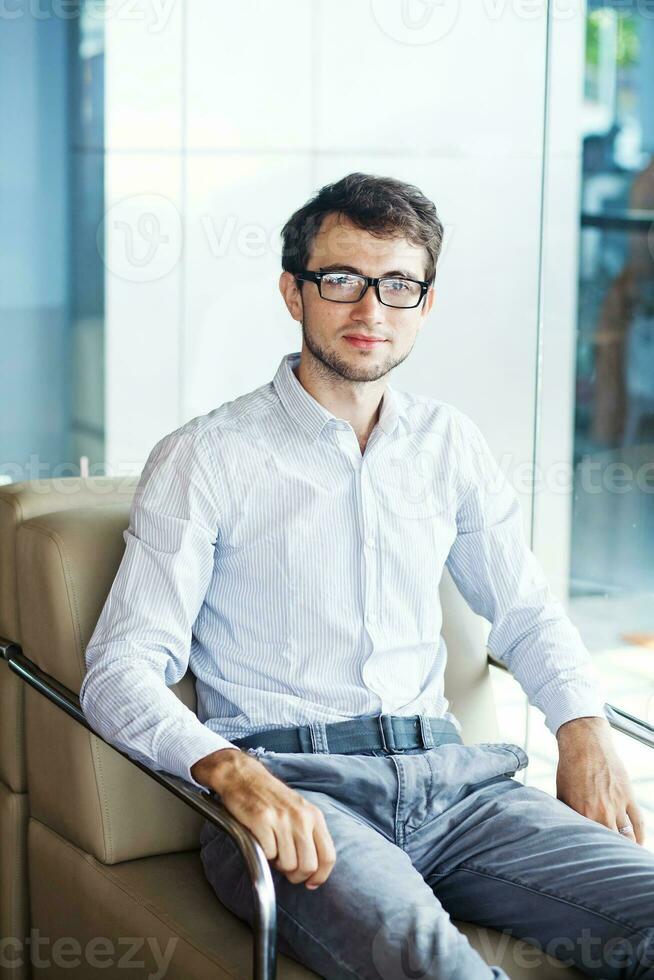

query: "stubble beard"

left=300, top=316, right=414, bottom=385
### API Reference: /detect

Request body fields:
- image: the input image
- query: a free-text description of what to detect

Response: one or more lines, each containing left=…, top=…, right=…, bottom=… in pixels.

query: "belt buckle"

left=377, top=714, right=396, bottom=753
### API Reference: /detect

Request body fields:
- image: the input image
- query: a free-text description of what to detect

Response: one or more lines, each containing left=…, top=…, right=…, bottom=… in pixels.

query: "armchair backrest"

left=0, top=477, right=138, bottom=978
left=441, top=570, right=498, bottom=742
left=0, top=479, right=138, bottom=793
left=18, top=500, right=203, bottom=865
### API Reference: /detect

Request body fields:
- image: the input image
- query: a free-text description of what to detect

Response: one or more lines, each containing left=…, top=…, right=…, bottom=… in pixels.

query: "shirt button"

left=365, top=536, right=375, bottom=549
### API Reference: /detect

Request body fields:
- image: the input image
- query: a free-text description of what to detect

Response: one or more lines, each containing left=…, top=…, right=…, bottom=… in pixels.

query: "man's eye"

left=326, top=274, right=357, bottom=286
left=386, top=279, right=409, bottom=291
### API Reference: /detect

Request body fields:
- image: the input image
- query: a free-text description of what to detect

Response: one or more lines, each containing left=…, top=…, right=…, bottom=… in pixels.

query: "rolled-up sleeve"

left=79, top=427, right=236, bottom=791
left=445, top=410, right=608, bottom=737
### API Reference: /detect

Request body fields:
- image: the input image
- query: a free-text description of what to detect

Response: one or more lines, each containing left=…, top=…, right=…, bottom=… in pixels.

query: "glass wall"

left=0, top=0, right=105, bottom=485
left=571, top=2, right=654, bottom=691
left=528, top=0, right=654, bottom=843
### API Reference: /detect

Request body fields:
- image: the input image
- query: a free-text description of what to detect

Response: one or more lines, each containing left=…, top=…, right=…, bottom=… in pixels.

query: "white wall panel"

left=315, top=1, right=546, bottom=158
left=104, top=0, right=182, bottom=150
left=186, top=0, right=313, bottom=150
left=182, top=154, right=314, bottom=418
left=104, top=153, right=182, bottom=472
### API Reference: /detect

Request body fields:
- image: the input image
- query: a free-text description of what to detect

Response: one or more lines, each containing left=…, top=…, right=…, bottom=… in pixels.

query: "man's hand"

left=191, top=749, right=337, bottom=889
left=555, top=716, right=646, bottom=845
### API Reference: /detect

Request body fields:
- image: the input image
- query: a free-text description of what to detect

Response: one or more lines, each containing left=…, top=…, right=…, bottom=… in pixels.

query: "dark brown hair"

left=281, top=172, right=444, bottom=285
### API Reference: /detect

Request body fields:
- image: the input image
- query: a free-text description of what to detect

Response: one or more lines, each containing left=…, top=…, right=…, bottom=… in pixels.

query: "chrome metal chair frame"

left=3, top=640, right=653, bottom=980
left=1, top=641, right=276, bottom=980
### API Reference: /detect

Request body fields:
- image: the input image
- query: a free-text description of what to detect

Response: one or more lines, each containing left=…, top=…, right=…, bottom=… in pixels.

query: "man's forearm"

left=556, top=714, right=612, bottom=746
left=191, top=747, right=244, bottom=791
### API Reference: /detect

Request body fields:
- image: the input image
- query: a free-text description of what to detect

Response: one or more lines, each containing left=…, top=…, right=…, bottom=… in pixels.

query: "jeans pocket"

left=473, top=741, right=529, bottom=777
left=422, top=741, right=529, bottom=816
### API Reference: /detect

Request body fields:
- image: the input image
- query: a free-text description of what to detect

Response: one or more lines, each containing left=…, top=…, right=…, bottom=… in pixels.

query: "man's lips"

left=343, top=334, right=388, bottom=348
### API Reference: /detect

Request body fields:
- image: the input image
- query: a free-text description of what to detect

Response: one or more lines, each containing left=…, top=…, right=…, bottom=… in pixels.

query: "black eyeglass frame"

left=294, top=269, right=431, bottom=309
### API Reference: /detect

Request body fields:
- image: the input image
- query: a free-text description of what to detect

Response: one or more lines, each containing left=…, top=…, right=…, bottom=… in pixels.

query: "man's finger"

left=615, top=813, right=637, bottom=841
left=273, top=823, right=299, bottom=875
left=626, top=802, right=646, bottom=846
left=304, top=820, right=337, bottom=889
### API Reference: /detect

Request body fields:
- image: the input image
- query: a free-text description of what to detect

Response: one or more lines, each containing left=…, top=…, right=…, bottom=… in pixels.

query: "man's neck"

left=293, top=357, right=386, bottom=447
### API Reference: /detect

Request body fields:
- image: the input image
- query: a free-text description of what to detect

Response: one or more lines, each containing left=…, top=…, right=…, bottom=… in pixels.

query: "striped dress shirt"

left=80, top=350, right=607, bottom=790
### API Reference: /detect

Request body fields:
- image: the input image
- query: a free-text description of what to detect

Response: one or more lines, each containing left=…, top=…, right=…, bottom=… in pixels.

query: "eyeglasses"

left=295, top=269, right=430, bottom=309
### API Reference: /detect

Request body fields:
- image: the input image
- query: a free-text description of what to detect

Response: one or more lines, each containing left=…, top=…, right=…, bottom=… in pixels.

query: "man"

left=81, top=173, right=654, bottom=980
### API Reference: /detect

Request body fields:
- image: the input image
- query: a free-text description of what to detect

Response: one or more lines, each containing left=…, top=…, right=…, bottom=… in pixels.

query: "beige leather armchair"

left=1, top=477, right=651, bottom=979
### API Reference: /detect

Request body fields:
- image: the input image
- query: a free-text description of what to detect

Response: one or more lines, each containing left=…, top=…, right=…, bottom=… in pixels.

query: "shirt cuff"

left=159, top=726, right=239, bottom=792
left=540, top=688, right=609, bottom=738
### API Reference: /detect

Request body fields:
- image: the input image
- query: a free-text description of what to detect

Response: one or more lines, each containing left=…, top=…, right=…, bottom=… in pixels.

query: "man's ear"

left=422, top=286, right=436, bottom=318
left=279, top=271, right=304, bottom=322
left=414, top=287, right=435, bottom=335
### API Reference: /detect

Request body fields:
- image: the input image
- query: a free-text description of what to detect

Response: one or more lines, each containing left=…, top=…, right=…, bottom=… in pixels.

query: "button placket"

left=361, top=465, right=378, bottom=632
left=360, top=460, right=386, bottom=705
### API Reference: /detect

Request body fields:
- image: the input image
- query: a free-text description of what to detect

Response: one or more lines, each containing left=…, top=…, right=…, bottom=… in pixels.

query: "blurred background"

left=1, top=0, right=652, bottom=839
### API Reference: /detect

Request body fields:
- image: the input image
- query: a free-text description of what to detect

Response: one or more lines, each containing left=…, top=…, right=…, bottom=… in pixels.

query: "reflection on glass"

left=70, top=4, right=106, bottom=475
left=571, top=3, right=654, bottom=724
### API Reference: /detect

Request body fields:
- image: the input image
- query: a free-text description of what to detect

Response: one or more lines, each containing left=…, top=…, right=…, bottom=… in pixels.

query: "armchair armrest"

left=487, top=653, right=654, bottom=750
left=1, top=640, right=278, bottom=980
left=604, top=703, right=654, bottom=750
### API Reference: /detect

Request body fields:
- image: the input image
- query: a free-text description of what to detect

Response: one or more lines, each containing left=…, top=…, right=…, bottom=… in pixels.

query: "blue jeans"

left=199, top=741, right=654, bottom=979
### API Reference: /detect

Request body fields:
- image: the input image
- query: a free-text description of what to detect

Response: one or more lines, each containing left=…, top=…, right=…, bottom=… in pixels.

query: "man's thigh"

left=200, top=764, right=508, bottom=980
left=411, top=777, right=654, bottom=979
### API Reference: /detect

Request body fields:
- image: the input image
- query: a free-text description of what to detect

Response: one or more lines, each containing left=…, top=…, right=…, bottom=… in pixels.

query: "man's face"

left=280, top=212, right=435, bottom=383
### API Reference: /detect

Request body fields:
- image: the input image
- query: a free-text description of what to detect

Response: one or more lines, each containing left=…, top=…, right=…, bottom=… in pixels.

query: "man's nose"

left=349, top=285, right=385, bottom=322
